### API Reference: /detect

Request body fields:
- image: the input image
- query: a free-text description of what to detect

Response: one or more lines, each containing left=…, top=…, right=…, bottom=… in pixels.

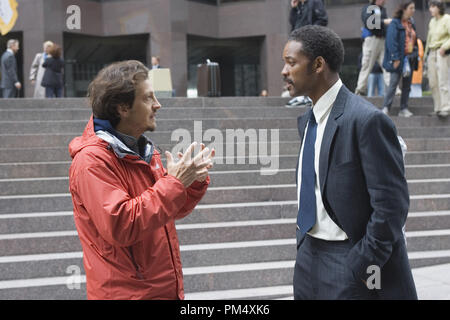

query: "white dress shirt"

left=297, top=79, right=348, bottom=241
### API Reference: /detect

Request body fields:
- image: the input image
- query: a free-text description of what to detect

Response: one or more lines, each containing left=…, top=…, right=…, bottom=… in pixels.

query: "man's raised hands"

left=165, top=142, right=215, bottom=187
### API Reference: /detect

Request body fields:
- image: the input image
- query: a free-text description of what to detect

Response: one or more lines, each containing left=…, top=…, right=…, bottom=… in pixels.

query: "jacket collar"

left=295, top=85, right=350, bottom=189
left=317, top=85, right=349, bottom=194
left=93, top=117, right=154, bottom=164
left=312, top=79, right=342, bottom=124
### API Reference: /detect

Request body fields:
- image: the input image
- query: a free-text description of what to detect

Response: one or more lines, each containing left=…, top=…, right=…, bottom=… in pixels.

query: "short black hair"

left=429, top=0, right=446, bottom=15
left=288, top=25, right=345, bottom=73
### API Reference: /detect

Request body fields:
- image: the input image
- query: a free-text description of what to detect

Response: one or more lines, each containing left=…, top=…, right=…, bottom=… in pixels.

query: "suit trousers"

left=293, top=234, right=379, bottom=300
left=2, top=88, right=16, bottom=98
left=427, top=50, right=450, bottom=113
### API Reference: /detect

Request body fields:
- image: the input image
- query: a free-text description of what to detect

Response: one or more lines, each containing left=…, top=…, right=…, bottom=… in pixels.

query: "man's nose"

left=153, top=99, right=162, bottom=111
left=281, top=65, right=289, bottom=77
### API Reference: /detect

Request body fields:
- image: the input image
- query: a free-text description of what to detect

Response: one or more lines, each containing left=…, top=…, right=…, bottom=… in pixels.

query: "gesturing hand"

left=175, top=143, right=215, bottom=183
left=165, top=142, right=215, bottom=188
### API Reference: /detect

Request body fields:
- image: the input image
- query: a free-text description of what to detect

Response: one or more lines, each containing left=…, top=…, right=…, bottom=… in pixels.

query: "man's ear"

left=117, top=104, right=130, bottom=119
left=313, top=57, right=326, bottom=74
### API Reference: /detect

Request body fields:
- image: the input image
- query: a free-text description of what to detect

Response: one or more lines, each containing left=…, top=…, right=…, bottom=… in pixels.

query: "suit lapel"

left=295, top=109, right=311, bottom=186
left=319, top=86, right=349, bottom=195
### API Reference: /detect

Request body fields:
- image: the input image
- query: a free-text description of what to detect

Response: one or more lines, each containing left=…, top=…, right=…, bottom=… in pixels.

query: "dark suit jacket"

left=295, top=85, right=417, bottom=299
left=1, top=50, right=18, bottom=89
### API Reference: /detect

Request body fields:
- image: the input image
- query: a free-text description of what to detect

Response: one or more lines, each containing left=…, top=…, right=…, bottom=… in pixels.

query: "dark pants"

left=45, top=87, right=63, bottom=98
left=293, top=234, right=379, bottom=300
left=382, top=71, right=412, bottom=110
left=2, top=87, right=16, bottom=98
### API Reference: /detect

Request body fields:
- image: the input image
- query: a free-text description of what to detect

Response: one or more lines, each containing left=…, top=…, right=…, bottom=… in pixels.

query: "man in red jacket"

left=68, top=60, right=214, bottom=300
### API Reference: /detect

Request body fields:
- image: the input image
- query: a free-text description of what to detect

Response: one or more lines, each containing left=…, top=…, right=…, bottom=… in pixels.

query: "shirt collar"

left=311, top=78, right=342, bottom=124
left=93, top=116, right=146, bottom=157
left=7, top=49, right=13, bottom=54
left=115, top=130, right=139, bottom=149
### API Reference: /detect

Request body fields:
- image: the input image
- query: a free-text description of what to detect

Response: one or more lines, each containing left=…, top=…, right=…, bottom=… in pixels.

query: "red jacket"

left=68, top=116, right=209, bottom=300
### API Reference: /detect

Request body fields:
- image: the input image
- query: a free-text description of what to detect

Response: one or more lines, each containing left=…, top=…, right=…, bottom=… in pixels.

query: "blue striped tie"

left=297, top=111, right=317, bottom=235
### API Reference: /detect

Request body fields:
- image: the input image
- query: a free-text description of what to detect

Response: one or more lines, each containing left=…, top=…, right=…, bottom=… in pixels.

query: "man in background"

left=1, top=39, right=21, bottom=98
left=355, top=0, right=392, bottom=96
left=151, top=56, right=161, bottom=69
left=286, top=0, right=328, bottom=107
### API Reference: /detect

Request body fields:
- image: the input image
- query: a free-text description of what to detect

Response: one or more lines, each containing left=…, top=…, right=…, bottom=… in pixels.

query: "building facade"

left=1, top=0, right=445, bottom=97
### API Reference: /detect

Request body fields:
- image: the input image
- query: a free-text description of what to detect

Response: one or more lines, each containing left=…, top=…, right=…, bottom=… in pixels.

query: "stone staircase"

left=0, top=96, right=449, bottom=300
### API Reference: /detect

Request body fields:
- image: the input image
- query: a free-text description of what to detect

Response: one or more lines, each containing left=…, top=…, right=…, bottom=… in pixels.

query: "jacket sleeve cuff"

left=189, top=176, right=210, bottom=189
left=159, top=174, right=188, bottom=205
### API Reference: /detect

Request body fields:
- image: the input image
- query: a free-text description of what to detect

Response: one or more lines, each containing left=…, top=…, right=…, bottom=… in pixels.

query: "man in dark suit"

left=282, top=25, right=417, bottom=299
left=1, top=39, right=21, bottom=98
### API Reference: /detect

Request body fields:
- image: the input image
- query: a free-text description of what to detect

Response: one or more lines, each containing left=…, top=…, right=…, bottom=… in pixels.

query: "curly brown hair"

left=49, top=44, right=62, bottom=60
left=88, top=60, right=149, bottom=127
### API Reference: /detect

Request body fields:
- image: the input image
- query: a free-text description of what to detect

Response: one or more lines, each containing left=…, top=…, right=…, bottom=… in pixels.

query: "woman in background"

left=41, top=44, right=64, bottom=98
left=424, top=0, right=450, bottom=118
left=382, top=1, right=417, bottom=117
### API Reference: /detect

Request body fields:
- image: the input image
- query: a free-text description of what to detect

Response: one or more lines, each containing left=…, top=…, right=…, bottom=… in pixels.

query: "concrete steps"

left=1, top=177, right=449, bottom=199
left=1, top=149, right=449, bottom=166
left=1, top=190, right=450, bottom=215
left=0, top=108, right=448, bottom=126
left=1, top=119, right=450, bottom=136
left=0, top=96, right=449, bottom=300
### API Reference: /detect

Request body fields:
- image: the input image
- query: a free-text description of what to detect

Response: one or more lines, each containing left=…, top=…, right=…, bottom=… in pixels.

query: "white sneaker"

left=382, top=107, right=389, bottom=115
left=398, top=109, right=413, bottom=118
